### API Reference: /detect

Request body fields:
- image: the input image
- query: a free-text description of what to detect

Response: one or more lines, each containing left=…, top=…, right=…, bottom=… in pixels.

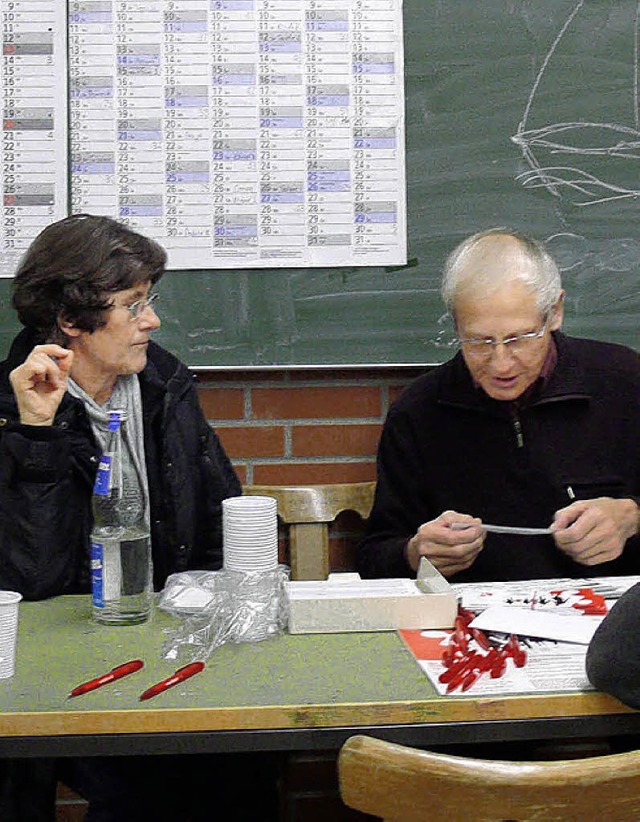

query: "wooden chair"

left=338, top=734, right=640, bottom=822
left=242, top=482, right=375, bottom=580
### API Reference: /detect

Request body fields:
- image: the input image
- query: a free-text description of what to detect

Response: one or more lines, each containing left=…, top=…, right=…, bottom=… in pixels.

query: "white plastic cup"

left=0, top=591, right=22, bottom=679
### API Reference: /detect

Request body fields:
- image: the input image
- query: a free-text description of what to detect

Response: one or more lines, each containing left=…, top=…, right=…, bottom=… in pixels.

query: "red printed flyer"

left=398, top=626, right=593, bottom=698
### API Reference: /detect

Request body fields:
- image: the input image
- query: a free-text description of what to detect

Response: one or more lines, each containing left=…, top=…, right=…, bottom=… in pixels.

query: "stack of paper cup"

left=0, top=591, right=21, bottom=679
left=222, top=495, right=278, bottom=572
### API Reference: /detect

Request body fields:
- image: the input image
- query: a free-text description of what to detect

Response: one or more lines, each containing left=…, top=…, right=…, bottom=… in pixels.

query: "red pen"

left=139, top=662, right=205, bottom=701
left=69, top=660, right=144, bottom=698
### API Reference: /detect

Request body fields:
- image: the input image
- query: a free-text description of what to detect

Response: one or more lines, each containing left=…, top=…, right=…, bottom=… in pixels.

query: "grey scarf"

left=67, top=374, right=150, bottom=532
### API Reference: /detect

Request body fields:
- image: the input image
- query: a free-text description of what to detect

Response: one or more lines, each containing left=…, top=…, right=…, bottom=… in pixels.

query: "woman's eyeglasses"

left=123, top=292, right=160, bottom=321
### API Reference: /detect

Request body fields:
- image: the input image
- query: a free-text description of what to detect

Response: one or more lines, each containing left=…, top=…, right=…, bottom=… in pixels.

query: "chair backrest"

left=242, top=483, right=375, bottom=580
left=338, top=734, right=640, bottom=822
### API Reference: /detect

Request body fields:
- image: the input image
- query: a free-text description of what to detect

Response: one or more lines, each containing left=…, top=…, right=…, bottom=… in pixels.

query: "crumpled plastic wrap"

left=158, top=566, right=290, bottom=662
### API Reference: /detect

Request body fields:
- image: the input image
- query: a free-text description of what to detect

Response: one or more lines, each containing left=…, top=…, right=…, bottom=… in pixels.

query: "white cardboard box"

left=286, top=559, right=458, bottom=634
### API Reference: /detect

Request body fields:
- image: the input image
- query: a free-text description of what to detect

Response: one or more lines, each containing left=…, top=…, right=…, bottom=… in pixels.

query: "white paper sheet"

left=469, top=606, right=604, bottom=645
left=450, top=575, right=640, bottom=613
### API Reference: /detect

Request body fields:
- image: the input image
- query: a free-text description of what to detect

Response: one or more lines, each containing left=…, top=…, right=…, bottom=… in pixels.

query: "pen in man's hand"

left=69, top=660, right=144, bottom=698
left=139, top=662, right=205, bottom=701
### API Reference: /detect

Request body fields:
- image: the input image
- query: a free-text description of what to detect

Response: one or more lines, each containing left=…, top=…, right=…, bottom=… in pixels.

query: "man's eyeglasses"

left=455, top=317, right=548, bottom=360
left=123, top=292, right=160, bottom=320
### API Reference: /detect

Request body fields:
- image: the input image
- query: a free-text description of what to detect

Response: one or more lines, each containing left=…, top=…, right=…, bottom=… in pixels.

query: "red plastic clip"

left=457, top=607, right=475, bottom=625
left=490, top=651, right=508, bottom=679
left=439, top=608, right=529, bottom=693
left=461, top=669, right=481, bottom=692
left=441, top=643, right=459, bottom=668
left=506, top=635, right=527, bottom=667
left=452, top=626, right=469, bottom=654
left=446, top=660, right=476, bottom=693
left=439, top=653, right=476, bottom=685
left=470, top=627, right=491, bottom=651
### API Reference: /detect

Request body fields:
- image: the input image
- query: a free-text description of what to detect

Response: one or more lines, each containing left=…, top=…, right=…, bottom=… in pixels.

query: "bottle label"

left=108, top=411, right=121, bottom=432
left=93, top=454, right=113, bottom=496
left=90, top=541, right=104, bottom=608
left=90, top=539, right=122, bottom=604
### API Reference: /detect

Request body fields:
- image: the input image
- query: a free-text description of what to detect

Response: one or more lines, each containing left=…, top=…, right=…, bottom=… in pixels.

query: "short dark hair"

left=12, top=214, right=167, bottom=343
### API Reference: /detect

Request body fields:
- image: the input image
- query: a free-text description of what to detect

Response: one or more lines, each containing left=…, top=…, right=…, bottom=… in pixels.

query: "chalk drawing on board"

left=512, top=0, right=640, bottom=206
left=432, top=312, right=457, bottom=351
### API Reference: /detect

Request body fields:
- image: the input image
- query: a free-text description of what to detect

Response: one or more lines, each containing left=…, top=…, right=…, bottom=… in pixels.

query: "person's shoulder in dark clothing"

left=144, top=340, right=191, bottom=384
left=586, top=582, right=640, bottom=709
left=386, top=360, right=453, bottom=416
left=559, top=334, right=640, bottom=382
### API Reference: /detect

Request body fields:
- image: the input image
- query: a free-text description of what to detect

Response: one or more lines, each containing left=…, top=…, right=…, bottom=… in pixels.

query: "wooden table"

left=1, top=596, right=638, bottom=757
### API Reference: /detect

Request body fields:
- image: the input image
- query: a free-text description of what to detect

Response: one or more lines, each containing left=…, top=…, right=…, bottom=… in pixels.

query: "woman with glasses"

left=1, top=213, right=241, bottom=598
left=358, top=227, right=640, bottom=583
left=0, top=214, right=279, bottom=821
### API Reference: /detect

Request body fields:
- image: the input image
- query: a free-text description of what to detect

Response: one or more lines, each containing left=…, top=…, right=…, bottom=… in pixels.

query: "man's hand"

left=406, top=510, right=485, bottom=577
left=553, top=497, right=640, bottom=565
left=9, top=344, right=74, bottom=426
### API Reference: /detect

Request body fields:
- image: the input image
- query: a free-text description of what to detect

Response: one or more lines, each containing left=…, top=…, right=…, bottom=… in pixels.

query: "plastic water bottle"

left=90, top=410, right=152, bottom=625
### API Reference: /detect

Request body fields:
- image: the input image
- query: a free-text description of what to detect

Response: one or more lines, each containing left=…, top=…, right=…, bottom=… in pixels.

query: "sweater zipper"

left=513, top=416, right=524, bottom=448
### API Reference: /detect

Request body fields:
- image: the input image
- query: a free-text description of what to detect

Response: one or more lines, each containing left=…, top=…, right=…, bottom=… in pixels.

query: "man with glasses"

left=0, top=214, right=279, bottom=821
left=358, top=227, right=640, bottom=582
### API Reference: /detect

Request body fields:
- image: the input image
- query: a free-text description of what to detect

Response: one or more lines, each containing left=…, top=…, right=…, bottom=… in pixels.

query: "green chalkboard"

left=2, top=0, right=640, bottom=367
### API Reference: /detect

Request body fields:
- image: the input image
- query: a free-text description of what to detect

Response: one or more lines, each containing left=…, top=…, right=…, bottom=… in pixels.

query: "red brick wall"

left=196, top=366, right=425, bottom=486
left=196, top=366, right=426, bottom=577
